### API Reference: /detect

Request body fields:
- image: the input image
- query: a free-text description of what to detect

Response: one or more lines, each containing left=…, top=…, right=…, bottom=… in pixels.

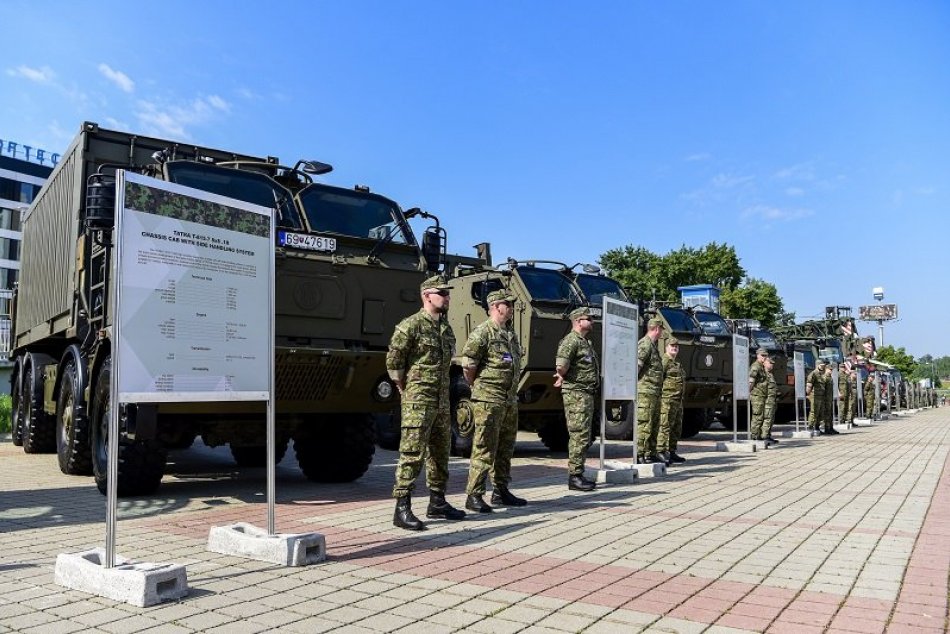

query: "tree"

left=874, top=345, right=917, bottom=377
left=720, top=278, right=785, bottom=329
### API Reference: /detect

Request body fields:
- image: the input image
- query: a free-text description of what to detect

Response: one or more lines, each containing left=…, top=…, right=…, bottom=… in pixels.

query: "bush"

left=0, top=394, right=10, bottom=434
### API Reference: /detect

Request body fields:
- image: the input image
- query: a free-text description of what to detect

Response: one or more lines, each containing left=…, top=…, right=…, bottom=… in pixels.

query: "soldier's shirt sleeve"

left=386, top=321, right=413, bottom=381
left=637, top=339, right=650, bottom=368
left=460, top=323, right=487, bottom=369
left=556, top=336, right=576, bottom=370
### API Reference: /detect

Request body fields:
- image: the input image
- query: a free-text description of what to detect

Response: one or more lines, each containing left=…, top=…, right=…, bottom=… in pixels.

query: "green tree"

left=720, top=277, right=785, bottom=329
left=598, top=245, right=663, bottom=302
left=874, top=345, right=917, bottom=377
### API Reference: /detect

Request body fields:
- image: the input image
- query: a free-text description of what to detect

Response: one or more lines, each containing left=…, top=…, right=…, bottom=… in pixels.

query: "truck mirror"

left=421, top=226, right=445, bottom=272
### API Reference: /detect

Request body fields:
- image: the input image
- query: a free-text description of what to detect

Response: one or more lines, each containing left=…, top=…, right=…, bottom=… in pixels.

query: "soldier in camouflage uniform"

left=822, top=363, right=837, bottom=434
left=761, top=355, right=780, bottom=444
left=637, top=317, right=666, bottom=463
left=554, top=307, right=600, bottom=491
left=806, top=360, right=827, bottom=433
left=387, top=275, right=466, bottom=531
left=748, top=348, right=770, bottom=441
left=838, top=364, right=855, bottom=425
left=461, top=290, right=526, bottom=513
left=657, top=339, right=686, bottom=464
left=864, top=366, right=879, bottom=419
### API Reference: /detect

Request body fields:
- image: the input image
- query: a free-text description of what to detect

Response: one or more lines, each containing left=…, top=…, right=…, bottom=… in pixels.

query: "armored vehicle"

left=7, top=122, right=445, bottom=495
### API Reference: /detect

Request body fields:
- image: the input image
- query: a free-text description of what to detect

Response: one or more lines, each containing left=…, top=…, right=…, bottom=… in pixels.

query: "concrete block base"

left=833, top=422, right=852, bottom=432
left=586, top=460, right=639, bottom=484
left=633, top=462, right=667, bottom=477
left=54, top=548, right=187, bottom=607
left=207, top=523, right=326, bottom=567
left=783, top=429, right=816, bottom=438
left=853, top=417, right=872, bottom=426
left=716, top=440, right=757, bottom=452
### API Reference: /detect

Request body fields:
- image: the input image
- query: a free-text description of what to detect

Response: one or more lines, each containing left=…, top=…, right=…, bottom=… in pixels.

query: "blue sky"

left=3, top=1, right=948, bottom=358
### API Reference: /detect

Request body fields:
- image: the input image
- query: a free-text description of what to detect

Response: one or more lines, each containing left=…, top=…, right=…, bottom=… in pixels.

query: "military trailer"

left=7, top=122, right=446, bottom=495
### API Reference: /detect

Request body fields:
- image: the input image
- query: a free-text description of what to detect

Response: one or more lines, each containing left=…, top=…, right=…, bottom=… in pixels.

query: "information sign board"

left=601, top=297, right=638, bottom=401
left=732, top=334, right=750, bottom=400
left=794, top=352, right=806, bottom=398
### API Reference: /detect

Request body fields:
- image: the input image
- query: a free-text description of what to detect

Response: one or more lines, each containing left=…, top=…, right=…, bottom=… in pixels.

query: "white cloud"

left=785, top=187, right=805, bottom=197
left=711, top=172, right=755, bottom=189
left=773, top=162, right=815, bottom=181
left=135, top=95, right=233, bottom=140
left=206, top=95, right=230, bottom=112
left=742, top=205, right=813, bottom=222
left=97, top=63, right=135, bottom=93
left=7, top=65, right=55, bottom=83
left=685, top=152, right=711, bottom=162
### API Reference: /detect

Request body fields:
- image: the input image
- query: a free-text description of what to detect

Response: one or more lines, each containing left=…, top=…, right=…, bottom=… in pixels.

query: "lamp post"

left=872, top=287, right=885, bottom=347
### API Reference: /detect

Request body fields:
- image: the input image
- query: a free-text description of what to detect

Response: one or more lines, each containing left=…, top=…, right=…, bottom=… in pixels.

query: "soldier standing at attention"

left=748, top=348, right=770, bottom=441
left=806, top=360, right=827, bottom=433
left=461, top=290, right=526, bottom=513
left=387, top=275, right=466, bottom=531
left=823, top=363, right=837, bottom=434
left=554, top=307, right=599, bottom=491
left=636, top=317, right=666, bottom=464
left=864, top=365, right=879, bottom=419
left=838, top=363, right=853, bottom=426
left=761, top=355, right=779, bottom=444
left=657, top=339, right=686, bottom=464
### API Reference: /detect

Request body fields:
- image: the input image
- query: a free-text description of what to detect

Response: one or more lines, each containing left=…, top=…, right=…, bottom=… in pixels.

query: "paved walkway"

left=1, top=409, right=948, bottom=633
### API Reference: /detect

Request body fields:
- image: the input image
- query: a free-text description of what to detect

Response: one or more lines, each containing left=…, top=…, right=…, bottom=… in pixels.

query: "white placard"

left=601, top=297, right=638, bottom=400
left=831, top=367, right=840, bottom=399
left=116, top=172, right=274, bottom=402
left=732, top=334, right=750, bottom=400
left=794, top=352, right=806, bottom=398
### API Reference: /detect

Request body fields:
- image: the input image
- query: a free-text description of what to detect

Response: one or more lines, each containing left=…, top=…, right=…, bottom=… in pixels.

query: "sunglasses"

left=426, top=289, right=450, bottom=297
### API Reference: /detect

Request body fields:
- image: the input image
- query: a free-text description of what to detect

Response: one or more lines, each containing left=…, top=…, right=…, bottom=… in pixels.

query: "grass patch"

left=0, top=394, right=10, bottom=433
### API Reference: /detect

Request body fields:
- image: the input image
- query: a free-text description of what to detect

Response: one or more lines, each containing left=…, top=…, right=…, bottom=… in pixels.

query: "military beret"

left=421, top=275, right=452, bottom=292
left=756, top=347, right=769, bottom=356
left=569, top=307, right=592, bottom=320
left=486, top=289, right=516, bottom=305
left=647, top=317, right=665, bottom=329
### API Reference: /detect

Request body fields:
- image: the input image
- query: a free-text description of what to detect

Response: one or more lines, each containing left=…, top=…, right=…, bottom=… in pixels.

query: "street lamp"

left=872, top=287, right=885, bottom=347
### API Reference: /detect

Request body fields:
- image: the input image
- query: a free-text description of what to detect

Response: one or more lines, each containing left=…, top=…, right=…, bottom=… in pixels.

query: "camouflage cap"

left=486, top=289, right=516, bottom=305
left=647, top=317, right=665, bottom=329
left=817, top=359, right=828, bottom=367
left=421, top=274, right=452, bottom=292
left=665, top=338, right=680, bottom=347
left=568, top=307, right=593, bottom=320
left=756, top=347, right=769, bottom=356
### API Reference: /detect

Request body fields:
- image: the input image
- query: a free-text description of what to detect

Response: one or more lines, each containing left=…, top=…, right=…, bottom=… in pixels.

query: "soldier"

left=761, top=355, right=780, bottom=444
left=864, top=365, right=879, bottom=419
left=657, top=339, right=686, bottom=465
left=748, top=348, right=770, bottom=441
left=837, top=362, right=853, bottom=426
left=806, top=360, right=827, bottom=433
left=554, top=307, right=599, bottom=491
left=847, top=366, right=858, bottom=423
left=461, top=290, right=526, bottom=513
left=822, top=363, right=837, bottom=434
left=387, top=275, right=466, bottom=531
left=636, top=317, right=666, bottom=463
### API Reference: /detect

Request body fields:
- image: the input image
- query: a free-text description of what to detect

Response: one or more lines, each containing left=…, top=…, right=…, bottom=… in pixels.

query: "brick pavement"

left=1, top=409, right=948, bottom=633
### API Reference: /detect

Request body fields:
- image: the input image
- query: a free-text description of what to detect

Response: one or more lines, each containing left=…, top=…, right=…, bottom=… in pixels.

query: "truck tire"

left=374, top=412, right=401, bottom=451
left=680, top=408, right=706, bottom=439
left=230, top=439, right=288, bottom=468
left=450, top=375, right=473, bottom=458
left=10, top=360, right=23, bottom=447
left=537, top=416, right=570, bottom=452
left=294, top=415, right=376, bottom=483
left=603, top=402, right=633, bottom=440
left=56, top=360, right=92, bottom=475
left=91, top=359, right=166, bottom=496
left=22, top=359, right=55, bottom=454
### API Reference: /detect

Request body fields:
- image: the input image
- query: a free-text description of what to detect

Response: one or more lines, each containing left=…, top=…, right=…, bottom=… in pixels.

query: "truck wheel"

left=91, top=359, right=166, bottom=496
left=603, top=402, right=633, bottom=440
left=230, top=439, right=288, bottom=468
left=680, top=408, right=706, bottom=439
left=450, top=375, right=473, bottom=458
left=22, top=359, right=55, bottom=454
left=537, top=416, right=570, bottom=452
left=56, top=360, right=92, bottom=475
left=374, top=412, right=401, bottom=451
left=10, top=361, right=23, bottom=447
left=294, top=415, right=376, bottom=482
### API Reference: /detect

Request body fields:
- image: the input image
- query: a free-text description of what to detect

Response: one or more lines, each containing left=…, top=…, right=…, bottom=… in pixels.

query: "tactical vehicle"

left=7, top=122, right=446, bottom=495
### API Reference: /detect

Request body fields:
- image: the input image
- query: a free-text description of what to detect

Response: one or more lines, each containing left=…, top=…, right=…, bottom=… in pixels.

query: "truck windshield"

left=574, top=274, right=628, bottom=306
left=658, top=307, right=700, bottom=334
left=752, top=329, right=779, bottom=349
left=695, top=311, right=731, bottom=336
left=516, top=267, right=581, bottom=303
left=819, top=344, right=842, bottom=363
left=166, top=161, right=303, bottom=229
left=298, top=184, right=413, bottom=244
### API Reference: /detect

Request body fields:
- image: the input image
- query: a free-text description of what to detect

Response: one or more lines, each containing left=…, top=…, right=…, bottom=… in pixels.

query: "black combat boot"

left=491, top=486, right=527, bottom=507
left=658, top=451, right=672, bottom=466
left=765, top=436, right=779, bottom=444
left=393, top=496, right=425, bottom=531
left=668, top=451, right=687, bottom=463
left=647, top=453, right=664, bottom=464
left=427, top=492, right=466, bottom=520
left=465, top=493, right=493, bottom=513
left=568, top=474, right=595, bottom=491
left=636, top=454, right=649, bottom=464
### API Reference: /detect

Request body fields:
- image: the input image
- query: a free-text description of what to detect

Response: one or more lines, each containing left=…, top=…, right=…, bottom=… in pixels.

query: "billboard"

left=859, top=304, right=898, bottom=321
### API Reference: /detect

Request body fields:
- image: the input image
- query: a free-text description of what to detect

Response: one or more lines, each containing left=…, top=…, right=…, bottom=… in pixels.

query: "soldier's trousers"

left=563, top=389, right=594, bottom=476
left=750, top=395, right=767, bottom=439
left=392, top=401, right=451, bottom=499
left=657, top=398, right=682, bottom=452
left=762, top=400, right=776, bottom=438
left=465, top=401, right=518, bottom=495
left=840, top=391, right=853, bottom=423
left=823, top=395, right=834, bottom=429
left=808, top=395, right=826, bottom=429
left=637, top=391, right=662, bottom=456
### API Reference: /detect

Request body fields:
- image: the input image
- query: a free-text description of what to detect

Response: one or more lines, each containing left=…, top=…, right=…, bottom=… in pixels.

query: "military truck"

left=7, top=122, right=446, bottom=495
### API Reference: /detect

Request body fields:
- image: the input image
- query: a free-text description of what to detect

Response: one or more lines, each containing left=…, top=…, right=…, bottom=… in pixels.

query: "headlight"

left=374, top=378, right=395, bottom=401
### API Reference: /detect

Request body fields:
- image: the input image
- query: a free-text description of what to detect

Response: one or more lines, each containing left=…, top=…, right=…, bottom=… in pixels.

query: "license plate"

left=278, top=231, right=336, bottom=252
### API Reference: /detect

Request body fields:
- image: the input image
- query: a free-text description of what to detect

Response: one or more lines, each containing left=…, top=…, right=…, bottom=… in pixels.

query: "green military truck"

left=7, top=122, right=446, bottom=495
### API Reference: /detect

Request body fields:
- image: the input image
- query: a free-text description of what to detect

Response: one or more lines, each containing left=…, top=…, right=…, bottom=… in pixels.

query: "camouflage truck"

left=7, top=122, right=447, bottom=495
left=374, top=256, right=631, bottom=453
left=645, top=304, right=733, bottom=438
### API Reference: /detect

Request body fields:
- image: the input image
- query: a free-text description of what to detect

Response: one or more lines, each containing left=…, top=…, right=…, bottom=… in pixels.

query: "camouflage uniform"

left=762, top=367, right=778, bottom=439
left=806, top=367, right=826, bottom=430
left=864, top=372, right=878, bottom=418
left=748, top=359, right=769, bottom=439
left=822, top=369, right=834, bottom=430
left=388, top=308, right=456, bottom=499
left=837, top=369, right=852, bottom=424
left=556, top=330, right=600, bottom=476
left=636, top=335, right=665, bottom=458
left=848, top=372, right=858, bottom=421
left=657, top=352, right=685, bottom=453
left=462, top=315, right=522, bottom=496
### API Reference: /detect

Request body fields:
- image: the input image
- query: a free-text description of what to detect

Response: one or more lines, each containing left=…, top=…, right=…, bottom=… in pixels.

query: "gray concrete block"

left=54, top=548, right=188, bottom=607
left=715, top=440, right=757, bottom=452
left=853, top=417, right=872, bottom=425
left=632, top=462, right=666, bottom=477
left=833, top=422, right=852, bottom=432
left=585, top=460, right=639, bottom=484
left=207, top=523, right=326, bottom=567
